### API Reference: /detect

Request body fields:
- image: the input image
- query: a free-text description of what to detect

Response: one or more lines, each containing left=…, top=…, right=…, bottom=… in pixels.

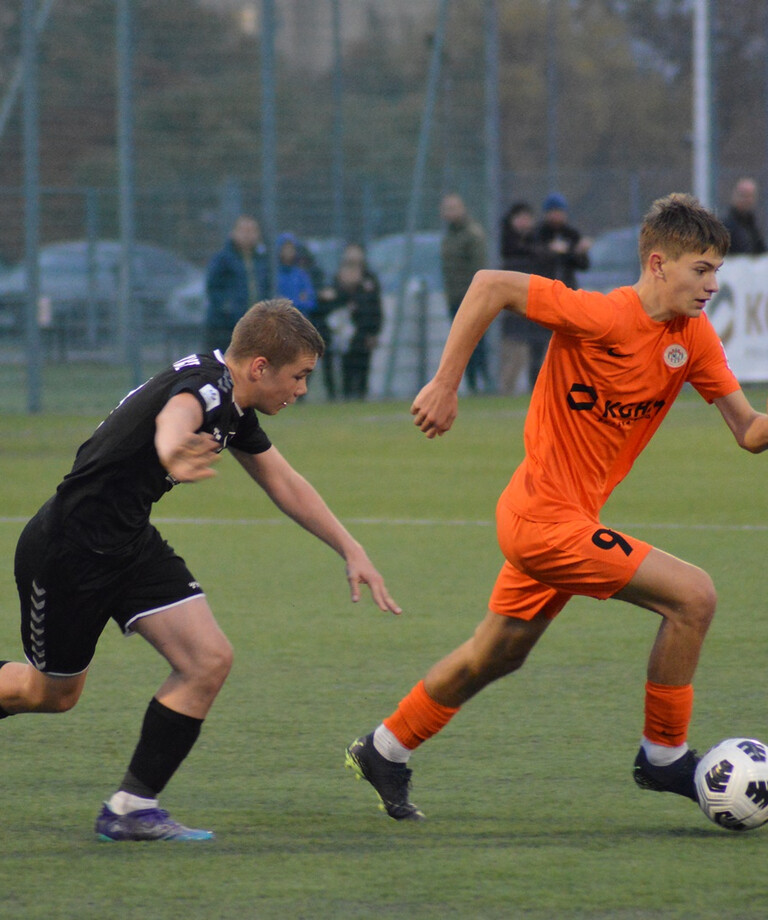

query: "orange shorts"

left=488, top=500, right=653, bottom=621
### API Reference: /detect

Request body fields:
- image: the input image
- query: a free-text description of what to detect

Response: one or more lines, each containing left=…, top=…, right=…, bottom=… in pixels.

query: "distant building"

left=199, top=0, right=434, bottom=72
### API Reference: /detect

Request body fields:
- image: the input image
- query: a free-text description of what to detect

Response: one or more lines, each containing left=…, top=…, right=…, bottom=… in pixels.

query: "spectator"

left=531, top=193, right=592, bottom=383
left=276, top=233, right=317, bottom=318
left=499, top=202, right=541, bottom=394
left=317, top=243, right=383, bottom=401
left=204, top=216, right=270, bottom=352
left=723, top=177, right=766, bottom=255
left=295, top=240, right=327, bottom=294
left=439, top=193, right=492, bottom=394
left=534, top=193, right=592, bottom=289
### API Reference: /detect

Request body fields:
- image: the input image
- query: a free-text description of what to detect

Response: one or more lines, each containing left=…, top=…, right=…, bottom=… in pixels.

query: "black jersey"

left=51, top=351, right=271, bottom=554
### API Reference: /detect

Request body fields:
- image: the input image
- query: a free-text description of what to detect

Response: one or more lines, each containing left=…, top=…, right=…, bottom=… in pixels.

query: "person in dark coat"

left=723, top=178, right=766, bottom=255
left=534, top=193, right=592, bottom=289
left=204, top=216, right=270, bottom=352
left=317, top=244, right=383, bottom=400
left=499, top=202, right=540, bottom=394
left=530, top=193, right=592, bottom=384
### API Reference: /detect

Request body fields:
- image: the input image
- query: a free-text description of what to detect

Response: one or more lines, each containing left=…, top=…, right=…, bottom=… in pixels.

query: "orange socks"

left=643, top=680, right=693, bottom=747
left=383, top=680, right=460, bottom=750
left=383, top=678, right=692, bottom=753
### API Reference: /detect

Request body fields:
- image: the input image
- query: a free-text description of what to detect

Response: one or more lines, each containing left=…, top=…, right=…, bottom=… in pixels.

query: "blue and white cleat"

left=95, top=804, right=215, bottom=841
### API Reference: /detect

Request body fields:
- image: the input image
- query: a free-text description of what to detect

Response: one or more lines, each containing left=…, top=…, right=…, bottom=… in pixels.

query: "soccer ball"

left=694, top=738, right=768, bottom=831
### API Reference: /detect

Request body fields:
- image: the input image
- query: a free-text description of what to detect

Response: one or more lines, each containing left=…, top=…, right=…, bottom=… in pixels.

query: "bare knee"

left=41, top=687, right=82, bottom=713
left=468, top=614, right=547, bottom=680
left=189, top=637, right=234, bottom=695
left=21, top=669, right=85, bottom=713
left=621, top=551, right=718, bottom=633
left=667, top=570, right=717, bottom=633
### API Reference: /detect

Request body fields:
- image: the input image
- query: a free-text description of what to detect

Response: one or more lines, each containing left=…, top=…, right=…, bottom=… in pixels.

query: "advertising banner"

left=708, top=255, right=768, bottom=382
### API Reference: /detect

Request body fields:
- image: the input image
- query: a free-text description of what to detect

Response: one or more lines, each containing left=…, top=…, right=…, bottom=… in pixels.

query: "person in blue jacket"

left=205, top=216, right=271, bottom=351
left=276, top=232, right=317, bottom=318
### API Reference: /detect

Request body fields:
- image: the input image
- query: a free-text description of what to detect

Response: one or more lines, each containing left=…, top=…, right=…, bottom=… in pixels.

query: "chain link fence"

left=1, top=0, right=766, bottom=413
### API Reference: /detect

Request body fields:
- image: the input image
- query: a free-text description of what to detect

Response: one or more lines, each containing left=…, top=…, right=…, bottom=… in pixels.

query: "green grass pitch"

left=1, top=389, right=768, bottom=919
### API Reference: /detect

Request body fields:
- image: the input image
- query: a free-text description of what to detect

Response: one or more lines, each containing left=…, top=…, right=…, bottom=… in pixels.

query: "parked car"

left=366, top=231, right=443, bottom=295
left=164, top=274, right=206, bottom=329
left=0, top=240, right=202, bottom=346
left=359, top=231, right=449, bottom=399
left=576, top=225, right=640, bottom=293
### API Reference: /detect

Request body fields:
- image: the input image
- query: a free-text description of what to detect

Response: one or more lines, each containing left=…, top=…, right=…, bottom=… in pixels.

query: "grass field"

left=2, top=388, right=768, bottom=919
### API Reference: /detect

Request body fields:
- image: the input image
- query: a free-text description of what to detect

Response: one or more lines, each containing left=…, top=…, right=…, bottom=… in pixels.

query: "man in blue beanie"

left=535, top=194, right=592, bottom=289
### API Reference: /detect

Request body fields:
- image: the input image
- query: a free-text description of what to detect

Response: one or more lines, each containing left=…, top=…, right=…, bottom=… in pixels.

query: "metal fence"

left=1, top=0, right=767, bottom=414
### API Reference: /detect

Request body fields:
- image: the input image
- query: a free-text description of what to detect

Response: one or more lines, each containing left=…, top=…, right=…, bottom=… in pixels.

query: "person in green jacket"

left=439, top=193, right=493, bottom=394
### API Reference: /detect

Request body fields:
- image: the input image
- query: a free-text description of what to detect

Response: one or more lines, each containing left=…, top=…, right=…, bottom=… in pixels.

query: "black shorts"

left=14, top=508, right=204, bottom=677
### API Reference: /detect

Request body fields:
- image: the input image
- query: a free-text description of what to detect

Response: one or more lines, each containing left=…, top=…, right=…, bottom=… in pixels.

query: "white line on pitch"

left=1, top=516, right=766, bottom=532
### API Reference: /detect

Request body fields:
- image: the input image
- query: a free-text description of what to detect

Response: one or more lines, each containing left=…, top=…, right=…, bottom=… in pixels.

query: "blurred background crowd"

left=1, top=0, right=767, bottom=407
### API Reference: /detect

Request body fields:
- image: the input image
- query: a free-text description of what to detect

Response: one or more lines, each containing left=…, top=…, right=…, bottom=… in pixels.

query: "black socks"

left=120, top=697, right=203, bottom=798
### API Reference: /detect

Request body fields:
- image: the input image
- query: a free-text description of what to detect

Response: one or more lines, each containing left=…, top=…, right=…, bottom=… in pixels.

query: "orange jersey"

left=502, top=276, right=740, bottom=522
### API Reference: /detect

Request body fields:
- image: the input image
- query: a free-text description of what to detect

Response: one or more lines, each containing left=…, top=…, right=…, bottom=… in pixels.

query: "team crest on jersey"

left=663, top=344, right=688, bottom=369
left=199, top=383, right=221, bottom=411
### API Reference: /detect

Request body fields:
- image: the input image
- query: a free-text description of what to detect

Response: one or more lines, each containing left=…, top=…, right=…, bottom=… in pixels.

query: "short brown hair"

left=226, top=298, right=325, bottom=366
left=638, top=193, right=730, bottom=265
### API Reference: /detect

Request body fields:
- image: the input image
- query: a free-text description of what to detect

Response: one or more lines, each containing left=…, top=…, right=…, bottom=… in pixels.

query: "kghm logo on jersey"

left=567, top=382, right=666, bottom=428
left=663, top=343, right=688, bottom=369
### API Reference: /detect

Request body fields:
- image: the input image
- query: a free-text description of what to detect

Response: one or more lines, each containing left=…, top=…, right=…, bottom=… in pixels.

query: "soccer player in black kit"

left=1, top=298, right=401, bottom=841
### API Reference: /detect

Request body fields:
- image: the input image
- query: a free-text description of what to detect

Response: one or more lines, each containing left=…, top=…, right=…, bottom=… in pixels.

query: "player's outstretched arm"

left=155, top=392, right=221, bottom=481
left=230, top=445, right=402, bottom=615
left=714, top=389, right=768, bottom=453
left=412, top=269, right=530, bottom=438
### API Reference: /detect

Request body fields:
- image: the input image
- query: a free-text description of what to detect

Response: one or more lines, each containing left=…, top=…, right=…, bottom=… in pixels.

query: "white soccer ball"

left=694, top=737, right=768, bottom=831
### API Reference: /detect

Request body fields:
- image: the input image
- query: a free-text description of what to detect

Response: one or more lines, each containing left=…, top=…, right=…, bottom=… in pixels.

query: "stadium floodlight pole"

left=22, top=0, right=42, bottom=414
left=483, top=0, right=501, bottom=269
left=0, top=0, right=55, bottom=148
left=330, top=0, right=346, bottom=249
left=483, top=0, right=502, bottom=381
left=261, top=0, right=279, bottom=292
left=545, top=0, right=559, bottom=194
left=692, top=0, right=713, bottom=208
left=85, top=187, right=100, bottom=346
left=383, top=0, right=450, bottom=398
left=116, top=0, right=142, bottom=388
left=765, top=4, right=768, bottom=229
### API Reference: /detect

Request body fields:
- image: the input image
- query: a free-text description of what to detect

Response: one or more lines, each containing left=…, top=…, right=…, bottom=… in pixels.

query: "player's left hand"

left=345, top=547, right=402, bottom=615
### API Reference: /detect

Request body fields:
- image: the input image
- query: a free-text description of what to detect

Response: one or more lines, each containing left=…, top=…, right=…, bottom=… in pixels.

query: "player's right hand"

left=165, top=432, right=221, bottom=482
left=410, top=380, right=458, bottom=439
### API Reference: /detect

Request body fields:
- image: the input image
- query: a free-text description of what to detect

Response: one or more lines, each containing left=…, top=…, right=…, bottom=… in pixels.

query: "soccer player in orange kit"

left=345, top=192, right=768, bottom=820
